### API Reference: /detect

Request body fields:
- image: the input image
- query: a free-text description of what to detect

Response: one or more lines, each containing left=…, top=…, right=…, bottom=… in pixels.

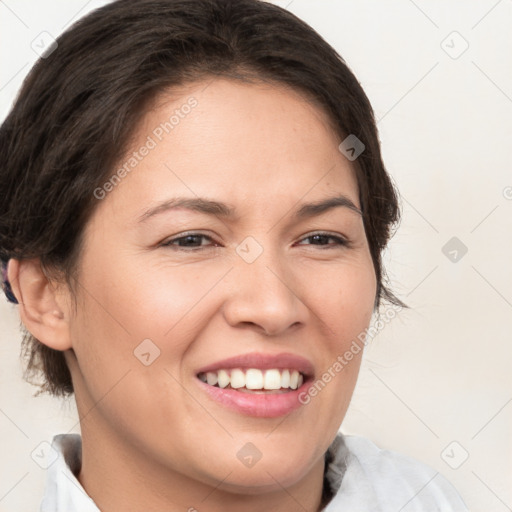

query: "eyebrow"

left=295, top=195, right=362, bottom=218
left=137, top=194, right=362, bottom=223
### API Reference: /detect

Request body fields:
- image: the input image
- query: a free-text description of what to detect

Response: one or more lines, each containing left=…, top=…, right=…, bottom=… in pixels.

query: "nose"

left=222, top=243, right=308, bottom=337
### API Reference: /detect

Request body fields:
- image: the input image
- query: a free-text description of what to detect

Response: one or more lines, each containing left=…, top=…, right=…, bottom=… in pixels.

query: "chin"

left=215, top=466, right=308, bottom=494
left=204, top=447, right=317, bottom=492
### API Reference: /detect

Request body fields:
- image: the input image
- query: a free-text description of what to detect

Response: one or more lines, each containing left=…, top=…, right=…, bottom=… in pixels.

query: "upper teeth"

left=198, top=369, right=304, bottom=390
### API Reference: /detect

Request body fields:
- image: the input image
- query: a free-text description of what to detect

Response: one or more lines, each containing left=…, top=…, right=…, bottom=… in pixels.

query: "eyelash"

left=161, top=231, right=350, bottom=251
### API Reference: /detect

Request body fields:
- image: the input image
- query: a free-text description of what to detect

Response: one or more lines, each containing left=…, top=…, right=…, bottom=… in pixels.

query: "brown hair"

left=0, top=0, right=406, bottom=396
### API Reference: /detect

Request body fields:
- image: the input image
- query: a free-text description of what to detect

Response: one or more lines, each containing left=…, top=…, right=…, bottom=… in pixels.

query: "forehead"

left=95, top=78, right=360, bottom=220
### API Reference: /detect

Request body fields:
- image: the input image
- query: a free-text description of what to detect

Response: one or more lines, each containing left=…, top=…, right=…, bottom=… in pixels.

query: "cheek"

left=76, top=255, right=217, bottom=338
left=68, top=254, right=232, bottom=395
left=120, top=259, right=232, bottom=340
left=305, top=257, right=375, bottom=399
left=314, top=257, right=377, bottom=342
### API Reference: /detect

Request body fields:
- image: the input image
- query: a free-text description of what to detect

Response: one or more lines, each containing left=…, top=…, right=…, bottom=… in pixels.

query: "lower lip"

left=196, top=378, right=310, bottom=418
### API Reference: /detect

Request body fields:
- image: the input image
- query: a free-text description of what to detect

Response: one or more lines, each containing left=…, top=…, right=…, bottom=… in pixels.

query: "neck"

left=77, top=420, right=328, bottom=512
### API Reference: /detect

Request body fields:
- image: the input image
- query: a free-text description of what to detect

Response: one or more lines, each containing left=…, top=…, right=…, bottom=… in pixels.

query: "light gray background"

left=1, top=1, right=511, bottom=510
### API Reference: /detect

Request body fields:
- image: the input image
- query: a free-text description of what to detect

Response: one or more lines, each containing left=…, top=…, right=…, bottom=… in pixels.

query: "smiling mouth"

left=197, top=368, right=304, bottom=394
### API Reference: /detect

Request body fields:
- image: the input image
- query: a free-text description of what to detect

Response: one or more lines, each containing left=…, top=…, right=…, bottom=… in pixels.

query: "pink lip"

left=194, top=352, right=314, bottom=418
left=195, top=352, right=314, bottom=377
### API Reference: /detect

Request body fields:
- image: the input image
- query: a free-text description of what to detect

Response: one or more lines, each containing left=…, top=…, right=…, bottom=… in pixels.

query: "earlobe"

left=7, top=258, right=72, bottom=351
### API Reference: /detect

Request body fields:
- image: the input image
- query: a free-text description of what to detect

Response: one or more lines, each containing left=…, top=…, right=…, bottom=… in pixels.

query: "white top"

left=39, top=433, right=469, bottom=511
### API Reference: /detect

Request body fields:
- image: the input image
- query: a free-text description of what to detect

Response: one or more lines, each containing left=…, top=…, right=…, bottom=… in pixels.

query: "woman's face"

left=66, top=78, right=376, bottom=494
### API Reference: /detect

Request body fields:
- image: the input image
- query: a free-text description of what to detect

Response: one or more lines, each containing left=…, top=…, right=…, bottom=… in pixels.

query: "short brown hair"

left=0, top=0, right=406, bottom=396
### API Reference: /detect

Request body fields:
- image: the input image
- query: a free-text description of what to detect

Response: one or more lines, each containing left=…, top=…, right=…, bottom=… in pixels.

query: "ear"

left=7, top=258, right=72, bottom=351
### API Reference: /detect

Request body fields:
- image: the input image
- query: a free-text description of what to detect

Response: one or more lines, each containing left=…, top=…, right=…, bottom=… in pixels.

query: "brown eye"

left=297, top=232, right=349, bottom=248
left=162, top=233, right=217, bottom=249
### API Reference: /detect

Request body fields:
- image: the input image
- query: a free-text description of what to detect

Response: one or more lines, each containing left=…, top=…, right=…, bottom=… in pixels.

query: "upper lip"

left=196, top=352, right=314, bottom=378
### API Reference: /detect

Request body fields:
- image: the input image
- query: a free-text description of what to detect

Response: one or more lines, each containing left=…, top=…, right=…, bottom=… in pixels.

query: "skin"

left=9, top=78, right=377, bottom=512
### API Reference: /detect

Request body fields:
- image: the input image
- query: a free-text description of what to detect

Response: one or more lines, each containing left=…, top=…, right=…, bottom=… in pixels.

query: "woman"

left=0, top=0, right=469, bottom=510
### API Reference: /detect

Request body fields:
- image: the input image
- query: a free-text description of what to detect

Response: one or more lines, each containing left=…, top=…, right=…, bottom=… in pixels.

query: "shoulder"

left=324, top=433, right=469, bottom=511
